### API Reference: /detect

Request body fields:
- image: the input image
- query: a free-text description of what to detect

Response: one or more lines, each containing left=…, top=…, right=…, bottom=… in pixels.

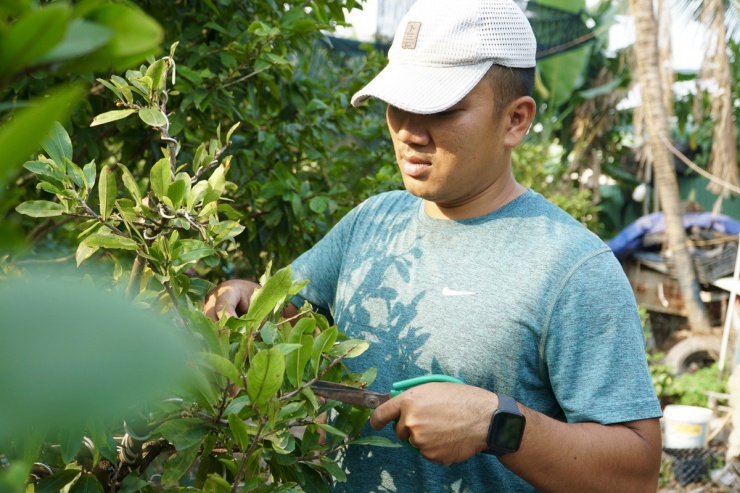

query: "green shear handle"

left=390, top=374, right=465, bottom=397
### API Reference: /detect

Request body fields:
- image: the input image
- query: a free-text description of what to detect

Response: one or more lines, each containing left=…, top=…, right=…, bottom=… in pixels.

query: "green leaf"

left=145, top=58, right=167, bottom=93
left=96, top=78, right=124, bottom=101
left=246, top=266, right=292, bottom=324
left=273, top=343, right=303, bottom=356
left=15, top=200, right=65, bottom=217
left=202, top=474, right=231, bottom=493
left=350, top=436, right=402, bottom=447
left=0, top=279, right=193, bottom=442
left=227, top=413, right=251, bottom=449
left=328, top=340, right=369, bottom=359
left=309, top=196, right=329, bottom=214
left=223, top=396, right=252, bottom=416
left=186, top=181, right=209, bottom=211
left=59, top=425, right=84, bottom=463
left=68, top=474, right=104, bottom=493
left=41, top=121, right=73, bottom=168
left=173, top=239, right=215, bottom=265
left=311, top=326, right=338, bottom=377
left=206, top=164, right=226, bottom=194
left=161, top=444, right=200, bottom=488
left=167, top=172, right=190, bottom=209
left=98, top=165, right=116, bottom=220
left=210, top=220, right=244, bottom=244
left=84, top=233, right=138, bottom=251
left=130, top=76, right=152, bottom=98
left=260, top=322, right=280, bottom=345
left=150, top=157, right=171, bottom=200
left=155, top=418, right=210, bottom=451
left=178, top=307, right=221, bottom=355
left=538, top=44, right=592, bottom=108
left=38, top=18, right=113, bottom=64
left=67, top=3, right=163, bottom=72
left=0, top=3, right=71, bottom=74
left=88, top=420, right=118, bottom=463
left=0, top=85, right=83, bottom=187
left=118, top=475, right=148, bottom=493
left=225, top=122, right=240, bottom=144
left=36, top=469, right=80, bottom=493
left=320, top=456, right=347, bottom=482
left=66, top=159, right=86, bottom=189
left=286, top=319, right=316, bottom=386
left=82, top=160, right=96, bottom=191
left=118, top=163, right=141, bottom=205
left=316, top=423, right=347, bottom=439
left=197, top=352, right=241, bottom=384
left=246, top=348, right=285, bottom=407
left=76, top=237, right=100, bottom=266
left=90, top=109, right=137, bottom=127
left=23, top=160, right=66, bottom=183
left=138, top=107, right=167, bottom=127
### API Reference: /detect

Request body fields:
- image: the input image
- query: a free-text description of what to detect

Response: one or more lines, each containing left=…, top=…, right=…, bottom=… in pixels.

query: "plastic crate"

left=663, top=447, right=722, bottom=486
left=693, top=242, right=737, bottom=284
left=664, top=241, right=738, bottom=284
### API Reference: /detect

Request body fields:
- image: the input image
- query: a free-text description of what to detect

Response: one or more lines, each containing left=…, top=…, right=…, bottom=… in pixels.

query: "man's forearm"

left=500, top=406, right=661, bottom=493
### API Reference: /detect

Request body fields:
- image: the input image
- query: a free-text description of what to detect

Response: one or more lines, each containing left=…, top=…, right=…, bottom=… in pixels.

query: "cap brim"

left=351, top=60, right=494, bottom=114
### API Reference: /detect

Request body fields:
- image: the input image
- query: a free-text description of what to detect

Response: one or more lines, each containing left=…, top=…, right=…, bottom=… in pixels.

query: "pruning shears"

left=311, top=374, right=464, bottom=409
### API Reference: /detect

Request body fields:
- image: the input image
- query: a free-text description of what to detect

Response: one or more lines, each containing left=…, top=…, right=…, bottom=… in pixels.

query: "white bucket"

left=663, top=405, right=714, bottom=449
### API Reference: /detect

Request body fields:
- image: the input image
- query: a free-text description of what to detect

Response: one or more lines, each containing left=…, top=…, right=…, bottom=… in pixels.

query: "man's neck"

left=423, top=179, right=527, bottom=220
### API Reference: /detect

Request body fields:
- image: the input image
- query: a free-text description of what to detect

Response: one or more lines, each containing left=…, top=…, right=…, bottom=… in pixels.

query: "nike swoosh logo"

left=442, top=287, right=477, bottom=296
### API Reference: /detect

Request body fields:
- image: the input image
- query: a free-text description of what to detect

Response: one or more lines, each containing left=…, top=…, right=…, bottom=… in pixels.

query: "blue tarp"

left=607, top=212, right=740, bottom=260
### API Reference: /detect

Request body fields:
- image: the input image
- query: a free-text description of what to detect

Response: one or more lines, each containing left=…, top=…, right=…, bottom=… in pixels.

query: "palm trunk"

left=628, top=0, right=712, bottom=332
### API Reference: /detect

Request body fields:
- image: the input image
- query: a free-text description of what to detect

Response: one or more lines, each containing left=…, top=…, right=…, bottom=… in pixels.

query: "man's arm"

left=370, top=382, right=661, bottom=493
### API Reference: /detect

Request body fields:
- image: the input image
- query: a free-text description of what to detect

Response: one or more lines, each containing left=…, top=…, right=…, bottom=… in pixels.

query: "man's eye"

left=434, top=109, right=457, bottom=117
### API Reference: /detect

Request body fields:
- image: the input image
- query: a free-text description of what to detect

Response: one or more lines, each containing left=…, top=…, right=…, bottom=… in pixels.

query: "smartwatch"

left=484, top=393, right=526, bottom=456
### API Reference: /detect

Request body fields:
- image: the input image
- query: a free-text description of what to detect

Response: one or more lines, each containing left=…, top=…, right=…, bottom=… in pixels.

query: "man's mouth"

left=401, top=155, right=431, bottom=178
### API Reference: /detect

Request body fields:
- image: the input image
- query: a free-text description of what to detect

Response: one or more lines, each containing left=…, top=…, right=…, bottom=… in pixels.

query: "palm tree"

left=628, top=0, right=713, bottom=332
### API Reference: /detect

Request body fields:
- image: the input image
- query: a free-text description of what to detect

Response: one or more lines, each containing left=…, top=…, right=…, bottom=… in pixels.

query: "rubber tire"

left=663, top=335, right=722, bottom=375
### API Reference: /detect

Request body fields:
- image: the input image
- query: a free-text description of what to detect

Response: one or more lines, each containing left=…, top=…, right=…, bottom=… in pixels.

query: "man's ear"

left=503, top=96, right=536, bottom=147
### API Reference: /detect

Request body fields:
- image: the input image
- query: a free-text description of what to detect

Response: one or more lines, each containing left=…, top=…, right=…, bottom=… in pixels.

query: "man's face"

left=386, top=78, right=513, bottom=214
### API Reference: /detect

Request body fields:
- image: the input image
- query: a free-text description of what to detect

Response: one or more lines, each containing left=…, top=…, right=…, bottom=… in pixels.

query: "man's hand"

left=370, top=383, right=498, bottom=465
left=203, top=279, right=261, bottom=321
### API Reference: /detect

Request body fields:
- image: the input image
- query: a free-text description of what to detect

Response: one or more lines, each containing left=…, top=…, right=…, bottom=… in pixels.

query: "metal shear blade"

left=311, top=380, right=391, bottom=409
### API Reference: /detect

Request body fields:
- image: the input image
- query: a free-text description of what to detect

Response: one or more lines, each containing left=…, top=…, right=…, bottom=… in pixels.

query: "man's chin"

left=401, top=178, right=438, bottom=201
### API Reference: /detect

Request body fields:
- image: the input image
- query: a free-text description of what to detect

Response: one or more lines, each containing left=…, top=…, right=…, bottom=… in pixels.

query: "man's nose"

left=396, top=114, right=431, bottom=147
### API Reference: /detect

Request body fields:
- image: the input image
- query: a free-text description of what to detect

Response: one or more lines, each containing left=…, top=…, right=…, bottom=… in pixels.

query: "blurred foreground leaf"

left=0, top=275, right=194, bottom=442
left=0, top=85, right=84, bottom=187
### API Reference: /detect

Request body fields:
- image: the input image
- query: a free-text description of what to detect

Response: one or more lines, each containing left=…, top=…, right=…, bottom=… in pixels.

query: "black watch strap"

left=484, top=393, right=526, bottom=457
left=497, top=393, right=519, bottom=414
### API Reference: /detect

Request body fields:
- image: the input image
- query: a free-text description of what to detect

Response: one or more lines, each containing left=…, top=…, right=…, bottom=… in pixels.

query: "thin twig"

left=72, top=191, right=128, bottom=238
left=275, top=309, right=313, bottom=326
left=220, top=65, right=273, bottom=90
left=231, top=417, right=266, bottom=493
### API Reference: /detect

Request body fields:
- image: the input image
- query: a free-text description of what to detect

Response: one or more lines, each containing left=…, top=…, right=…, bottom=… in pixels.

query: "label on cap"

left=402, top=22, right=421, bottom=49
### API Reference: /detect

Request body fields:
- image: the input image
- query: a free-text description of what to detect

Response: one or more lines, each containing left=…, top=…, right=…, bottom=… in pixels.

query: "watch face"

left=490, top=412, right=526, bottom=452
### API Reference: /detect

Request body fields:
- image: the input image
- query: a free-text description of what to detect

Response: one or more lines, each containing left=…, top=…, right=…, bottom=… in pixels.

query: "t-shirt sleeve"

left=542, top=249, right=663, bottom=424
left=289, top=204, right=363, bottom=314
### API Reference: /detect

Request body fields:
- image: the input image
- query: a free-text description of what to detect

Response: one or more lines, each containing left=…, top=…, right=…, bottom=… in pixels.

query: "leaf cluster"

left=0, top=1, right=393, bottom=493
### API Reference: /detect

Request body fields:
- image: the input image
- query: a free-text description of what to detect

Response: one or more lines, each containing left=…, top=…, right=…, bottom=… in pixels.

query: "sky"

left=336, top=0, right=705, bottom=72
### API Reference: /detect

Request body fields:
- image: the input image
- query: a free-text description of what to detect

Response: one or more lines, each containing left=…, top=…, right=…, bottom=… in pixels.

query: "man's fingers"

left=369, top=398, right=402, bottom=431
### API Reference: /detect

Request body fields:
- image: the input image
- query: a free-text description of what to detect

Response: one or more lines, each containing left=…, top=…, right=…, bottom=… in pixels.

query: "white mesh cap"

left=351, top=0, right=536, bottom=114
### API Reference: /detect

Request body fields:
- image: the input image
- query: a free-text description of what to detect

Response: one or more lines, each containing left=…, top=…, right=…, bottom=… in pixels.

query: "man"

left=205, top=0, right=663, bottom=491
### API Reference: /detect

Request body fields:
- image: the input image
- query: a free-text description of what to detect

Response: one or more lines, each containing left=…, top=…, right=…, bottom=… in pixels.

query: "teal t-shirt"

left=291, top=190, right=662, bottom=492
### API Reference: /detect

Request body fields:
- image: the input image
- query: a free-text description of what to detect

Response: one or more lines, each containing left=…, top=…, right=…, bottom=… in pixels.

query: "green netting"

left=328, top=0, right=594, bottom=60
left=522, top=0, right=594, bottom=57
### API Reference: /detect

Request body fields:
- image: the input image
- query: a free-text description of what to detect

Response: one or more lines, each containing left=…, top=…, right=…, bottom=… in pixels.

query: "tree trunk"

left=628, top=0, right=712, bottom=332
